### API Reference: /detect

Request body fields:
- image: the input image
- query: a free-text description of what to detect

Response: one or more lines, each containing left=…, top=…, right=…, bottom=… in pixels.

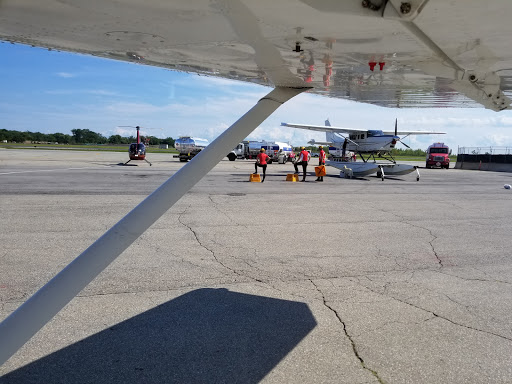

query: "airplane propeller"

left=387, top=118, right=411, bottom=148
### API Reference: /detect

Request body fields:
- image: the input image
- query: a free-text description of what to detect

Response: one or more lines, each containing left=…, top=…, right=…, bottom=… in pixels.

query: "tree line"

left=1, top=128, right=428, bottom=156
left=0, top=128, right=175, bottom=147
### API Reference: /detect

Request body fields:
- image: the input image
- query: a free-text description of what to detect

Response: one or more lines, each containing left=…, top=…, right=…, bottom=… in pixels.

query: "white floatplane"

left=282, top=119, right=445, bottom=180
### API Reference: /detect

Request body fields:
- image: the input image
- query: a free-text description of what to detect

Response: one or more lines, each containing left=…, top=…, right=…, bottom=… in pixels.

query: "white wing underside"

left=1, top=0, right=512, bottom=111
left=282, top=123, right=445, bottom=135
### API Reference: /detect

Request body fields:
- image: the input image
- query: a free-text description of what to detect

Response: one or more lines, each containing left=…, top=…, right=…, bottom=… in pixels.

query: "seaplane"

left=281, top=119, right=445, bottom=180
left=2, top=0, right=512, bottom=366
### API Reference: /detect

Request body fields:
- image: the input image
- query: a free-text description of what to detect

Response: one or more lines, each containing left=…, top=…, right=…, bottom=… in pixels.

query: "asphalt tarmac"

left=1, top=149, right=512, bottom=384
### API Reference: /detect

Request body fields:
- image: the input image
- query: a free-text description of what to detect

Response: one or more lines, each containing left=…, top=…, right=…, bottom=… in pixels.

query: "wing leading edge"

left=281, top=122, right=445, bottom=136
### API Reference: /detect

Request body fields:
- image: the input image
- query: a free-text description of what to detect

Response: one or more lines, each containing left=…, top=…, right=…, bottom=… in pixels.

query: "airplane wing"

left=282, top=122, right=444, bottom=136
left=1, top=0, right=511, bottom=111
left=382, top=130, right=446, bottom=135
left=281, top=123, right=366, bottom=134
left=308, top=139, right=333, bottom=146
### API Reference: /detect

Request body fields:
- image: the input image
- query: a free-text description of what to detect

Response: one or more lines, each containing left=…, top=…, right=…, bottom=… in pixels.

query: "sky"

left=2, top=42, right=512, bottom=153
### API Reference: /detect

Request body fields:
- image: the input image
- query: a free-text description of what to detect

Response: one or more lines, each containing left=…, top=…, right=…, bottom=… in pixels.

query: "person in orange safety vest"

left=254, top=148, right=270, bottom=182
left=294, top=146, right=311, bottom=182
left=316, top=145, right=327, bottom=182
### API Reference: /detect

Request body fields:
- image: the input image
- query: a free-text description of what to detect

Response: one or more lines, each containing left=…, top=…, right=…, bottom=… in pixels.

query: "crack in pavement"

left=355, top=279, right=512, bottom=343
left=371, top=205, right=443, bottom=267
left=403, top=221, right=443, bottom=267
left=207, top=195, right=245, bottom=227
left=432, top=269, right=512, bottom=285
left=74, top=276, right=256, bottom=299
left=309, top=279, right=387, bottom=384
left=177, top=206, right=265, bottom=284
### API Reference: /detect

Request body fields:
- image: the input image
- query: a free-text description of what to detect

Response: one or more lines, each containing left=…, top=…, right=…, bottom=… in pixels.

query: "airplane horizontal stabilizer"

left=308, top=141, right=332, bottom=146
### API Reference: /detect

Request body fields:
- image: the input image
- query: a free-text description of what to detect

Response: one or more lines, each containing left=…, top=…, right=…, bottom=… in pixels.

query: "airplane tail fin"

left=326, top=132, right=338, bottom=144
left=325, top=119, right=338, bottom=144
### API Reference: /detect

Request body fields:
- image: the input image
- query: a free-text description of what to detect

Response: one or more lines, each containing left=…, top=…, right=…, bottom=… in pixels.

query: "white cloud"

left=29, top=90, right=512, bottom=151
left=486, top=133, right=512, bottom=146
left=112, top=126, right=137, bottom=136
left=6, top=63, right=512, bottom=150
left=56, top=72, right=75, bottom=78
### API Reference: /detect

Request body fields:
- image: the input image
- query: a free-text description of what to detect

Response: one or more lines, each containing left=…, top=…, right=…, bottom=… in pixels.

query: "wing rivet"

left=362, top=0, right=383, bottom=11
left=400, top=2, right=412, bottom=14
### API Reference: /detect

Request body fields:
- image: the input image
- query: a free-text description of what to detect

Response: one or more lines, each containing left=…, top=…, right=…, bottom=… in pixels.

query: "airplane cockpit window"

left=367, top=130, right=383, bottom=137
left=130, top=144, right=136, bottom=151
left=137, top=144, right=145, bottom=152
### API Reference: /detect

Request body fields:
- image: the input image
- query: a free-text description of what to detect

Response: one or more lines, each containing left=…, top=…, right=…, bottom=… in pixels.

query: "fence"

left=457, top=146, right=512, bottom=155
left=455, top=147, right=512, bottom=172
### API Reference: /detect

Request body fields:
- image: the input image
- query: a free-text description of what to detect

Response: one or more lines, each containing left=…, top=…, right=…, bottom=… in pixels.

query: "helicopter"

left=119, top=125, right=152, bottom=166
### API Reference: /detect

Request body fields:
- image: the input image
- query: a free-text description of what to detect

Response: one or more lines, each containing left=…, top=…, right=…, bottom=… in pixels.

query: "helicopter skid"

left=125, top=157, right=152, bottom=166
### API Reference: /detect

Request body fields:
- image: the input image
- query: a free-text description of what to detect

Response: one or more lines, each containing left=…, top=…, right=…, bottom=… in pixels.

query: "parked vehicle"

left=227, top=140, right=293, bottom=163
left=174, top=136, right=209, bottom=162
left=273, top=142, right=294, bottom=162
left=327, top=146, right=356, bottom=161
left=426, top=142, right=451, bottom=168
left=226, top=140, right=264, bottom=161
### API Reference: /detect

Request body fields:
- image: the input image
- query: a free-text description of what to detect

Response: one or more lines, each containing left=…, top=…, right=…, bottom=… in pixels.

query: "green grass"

left=0, top=143, right=457, bottom=161
left=0, top=142, right=179, bottom=154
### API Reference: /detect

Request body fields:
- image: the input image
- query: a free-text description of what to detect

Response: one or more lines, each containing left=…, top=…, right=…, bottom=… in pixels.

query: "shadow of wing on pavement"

left=2, top=288, right=316, bottom=384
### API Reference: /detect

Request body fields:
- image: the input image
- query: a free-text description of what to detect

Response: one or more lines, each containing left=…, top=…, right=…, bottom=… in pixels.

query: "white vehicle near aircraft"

left=282, top=119, right=445, bottom=179
left=174, top=136, right=210, bottom=162
left=228, top=140, right=293, bottom=162
left=2, top=0, right=512, bottom=365
left=273, top=142, right=294, bottom=162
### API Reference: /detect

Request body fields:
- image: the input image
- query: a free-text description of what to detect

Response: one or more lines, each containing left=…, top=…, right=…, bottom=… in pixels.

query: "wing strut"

left=0, top=86, right=307, bottom=366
